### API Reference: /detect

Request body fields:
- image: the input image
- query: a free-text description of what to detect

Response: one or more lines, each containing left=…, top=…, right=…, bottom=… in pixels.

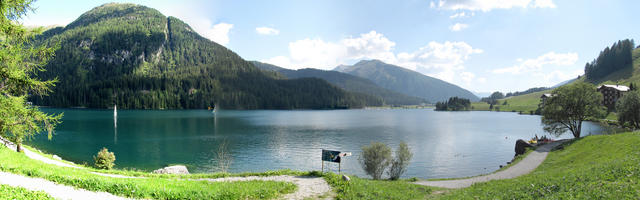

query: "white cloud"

left=198, top=22, right=233, bottom=46
left=492, top=52, right=578, bottom=74
left=433, top=0, right=556, bottom=11
left=256, top=27, right=280, bottom=35
left=449, top=12, right=466, bottom=19
left=449, top=23, right=469, bottom=31
left=460, top=71, right=476, bottom=85
left=263, top=31, right=483, bottom=85
left=533, top=0, right=556, bottom=8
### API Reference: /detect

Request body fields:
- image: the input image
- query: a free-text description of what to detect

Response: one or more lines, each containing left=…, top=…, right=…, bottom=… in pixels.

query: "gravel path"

left=414, top=140, right=567, bottom=189
left=201, top=175, right=331, bottom=200
left=0, top=172, right=132, bottom=200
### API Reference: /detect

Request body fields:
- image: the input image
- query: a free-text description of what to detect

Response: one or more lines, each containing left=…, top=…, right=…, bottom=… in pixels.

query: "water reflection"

left=30, top=109, right=604, bottom=179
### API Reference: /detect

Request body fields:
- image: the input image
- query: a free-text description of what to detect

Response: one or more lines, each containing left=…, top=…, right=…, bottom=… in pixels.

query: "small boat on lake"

left=114, top=104, right=117, bottom=117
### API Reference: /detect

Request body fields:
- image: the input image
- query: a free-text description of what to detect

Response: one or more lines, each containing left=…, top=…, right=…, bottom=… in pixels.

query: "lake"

left=28, top=108, right=604, bottom=179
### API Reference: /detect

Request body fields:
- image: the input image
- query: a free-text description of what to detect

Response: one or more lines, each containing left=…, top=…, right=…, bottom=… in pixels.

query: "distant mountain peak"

left=336, top=59, right=479, bottom=102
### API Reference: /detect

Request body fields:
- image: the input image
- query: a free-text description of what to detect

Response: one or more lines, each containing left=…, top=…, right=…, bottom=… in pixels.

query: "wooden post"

left=321, top=160, right=324, bottom=173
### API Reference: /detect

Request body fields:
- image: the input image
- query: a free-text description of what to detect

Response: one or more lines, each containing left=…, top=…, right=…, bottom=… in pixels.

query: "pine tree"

left=0, top=0, right=62, bottom=152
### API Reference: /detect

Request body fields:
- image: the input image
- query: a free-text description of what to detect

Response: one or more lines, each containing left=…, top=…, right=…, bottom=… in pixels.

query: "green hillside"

left=252, top=61, right=426, bottom=106
left=29, top=3, right=375, bottom=109
left=474, top=43, right=640, bottom=115
left=335, top=60, right=480, bottom=103
left=472, top=90, right=549, bottom=113
left=439, top=132, right=640, bottom=199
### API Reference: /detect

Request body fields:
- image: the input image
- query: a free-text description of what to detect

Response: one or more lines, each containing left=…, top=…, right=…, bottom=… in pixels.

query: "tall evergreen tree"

left=0, top=0, right=62, bottom=152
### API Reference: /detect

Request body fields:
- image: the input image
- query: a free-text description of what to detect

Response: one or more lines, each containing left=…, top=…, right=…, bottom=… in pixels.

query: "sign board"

left=322, top=149, right=341, bottom=163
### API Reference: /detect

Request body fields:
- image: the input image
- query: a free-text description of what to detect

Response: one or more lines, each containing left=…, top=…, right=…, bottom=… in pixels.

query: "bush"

left=388, top=142, right=413, bottom=180
left=359, top=142, right=391, bottom=180
left=93, top=147, right=115, bottom=170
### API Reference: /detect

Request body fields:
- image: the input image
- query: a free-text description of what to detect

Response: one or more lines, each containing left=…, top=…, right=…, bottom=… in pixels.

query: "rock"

left=515, top=139, right=534, bottom=156
left=153, top=165, right=189, bottom=174
left=52, top=155, right=62, bottom=160
left=342, top=175, right=350, bottom=182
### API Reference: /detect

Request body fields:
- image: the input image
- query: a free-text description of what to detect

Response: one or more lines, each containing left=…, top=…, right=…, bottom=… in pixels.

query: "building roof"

left=598, top=84, right=630, bottom=92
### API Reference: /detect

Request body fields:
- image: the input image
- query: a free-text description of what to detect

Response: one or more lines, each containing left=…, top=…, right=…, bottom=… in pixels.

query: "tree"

left=616, top=91, right=640, bottom=129
left=93, top=147, right=116, bottom=169
left=359, top=142, right=391, bottom=180
left=0, top=0, right=62, bottom=152
left=388, top=142, right=412, bottom=180
left=541, top=82, right=606, bottom=138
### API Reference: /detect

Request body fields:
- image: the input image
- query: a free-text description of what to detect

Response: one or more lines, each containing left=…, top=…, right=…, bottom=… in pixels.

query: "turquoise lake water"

left=28, top=108, right=604, bottom=179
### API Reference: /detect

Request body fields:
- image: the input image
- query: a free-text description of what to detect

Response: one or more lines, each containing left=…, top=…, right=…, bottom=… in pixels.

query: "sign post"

left=321, top=149, right=351, bottom=173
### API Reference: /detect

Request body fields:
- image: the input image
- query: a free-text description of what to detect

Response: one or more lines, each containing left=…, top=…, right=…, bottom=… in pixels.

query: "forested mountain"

left=584, top=39, right=635, bottom=82
left=251, top=61, right=427, bottom=105
left=334, top=60, right=479, bottom=102
left=29, top=3, right=376, bottom=109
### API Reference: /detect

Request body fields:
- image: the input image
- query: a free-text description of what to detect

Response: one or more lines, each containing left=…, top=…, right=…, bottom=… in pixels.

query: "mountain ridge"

left=334, top=59, right=479, bottom=102
left=252, top=61, right=427, bottom=105
left=30, top=3, right=376, bottom=109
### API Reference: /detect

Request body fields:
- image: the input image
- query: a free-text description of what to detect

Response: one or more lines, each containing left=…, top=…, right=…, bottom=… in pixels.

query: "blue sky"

left=21, top=0, right=640, bottom=94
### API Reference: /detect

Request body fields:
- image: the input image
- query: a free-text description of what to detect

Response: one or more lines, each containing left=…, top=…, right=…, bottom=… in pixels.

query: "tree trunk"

left=573, top=121, right=582, bottom=138
left=17, top=143, right=22, bottom=152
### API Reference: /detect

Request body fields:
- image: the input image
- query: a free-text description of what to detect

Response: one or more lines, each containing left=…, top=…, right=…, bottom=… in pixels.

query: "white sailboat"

left=114, top=104, right=118, bottom=117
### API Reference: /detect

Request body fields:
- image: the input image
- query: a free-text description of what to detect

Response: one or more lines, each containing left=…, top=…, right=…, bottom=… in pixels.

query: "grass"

left=438, top=131, right=640, bottom=199
left=0, top=184, right=53, bottom=200
left=472, top=90, right=549, bottom=114
left=322, top=172, right=435, bottom=200
left=0, top=145, right=296, bottom=199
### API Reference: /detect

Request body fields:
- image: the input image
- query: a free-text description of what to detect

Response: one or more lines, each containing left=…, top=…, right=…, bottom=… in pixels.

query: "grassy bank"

left=438, top=131, right=640, bottom=199
left=0, top=184, right=53, bottom=200
left=0, top=146, right=296, bottom=199
left=472, top=90, right=549, bottom=114
left=322, top=173, right=435, bottom=200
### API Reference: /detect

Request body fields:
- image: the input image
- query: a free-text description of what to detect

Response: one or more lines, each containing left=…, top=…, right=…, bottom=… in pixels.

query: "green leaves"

left=1, top=0, right=62, bottom=151
left=541, top=82, right=606, bottom=138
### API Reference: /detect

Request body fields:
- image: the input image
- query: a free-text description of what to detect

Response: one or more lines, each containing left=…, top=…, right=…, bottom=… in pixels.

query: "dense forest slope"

left=251, top=61, right=426, bottom=105
left=30, top=3, right=375, bottom=109
left=335, top=60, right=479, bottom=102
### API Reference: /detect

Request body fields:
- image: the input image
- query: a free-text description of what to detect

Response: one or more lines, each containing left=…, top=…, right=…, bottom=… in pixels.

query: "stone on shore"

left=515, top=139, right=534, bottom=156
left=153, top=165, right=189, bottom=174
left=342, top=175, right=350, bottom=182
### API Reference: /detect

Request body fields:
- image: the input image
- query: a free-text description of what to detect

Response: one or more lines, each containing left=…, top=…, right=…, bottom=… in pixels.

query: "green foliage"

left=0, top=145, right=296, bottom=199
left=359, top=142, right=392, bottom=180
left=585, top=39, right=635, bottom=82
left=441, top=132, right=640, bottom=199
left=388, top=142, right=413, bottom=180
left=616, top=91, right=640, bottom=129
left=435, top=97, right=471, bottom=111
left=322, top=172, right=433, bottom=200
left=0, top=0, right=63, bottom=152
left=505, top=87, right=550, bottom=98
left=29, top=3, right=372, bottom=109
left=0, top=184, right=53, bottom=200
left=480, top=91, right=504, bottom=105
left=541, top=82, right=606, bottom=138
left=93, top=147, right=115, bottom=170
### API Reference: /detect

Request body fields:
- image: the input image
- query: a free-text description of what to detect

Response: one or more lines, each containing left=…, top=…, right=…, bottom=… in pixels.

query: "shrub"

left=93, top=147, right=115, bottom=170
left=359, top=142, right=391, bottom=180
left=216, top=140, right=233, bottom=173
left=388, top=142, right=413, bottom=180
